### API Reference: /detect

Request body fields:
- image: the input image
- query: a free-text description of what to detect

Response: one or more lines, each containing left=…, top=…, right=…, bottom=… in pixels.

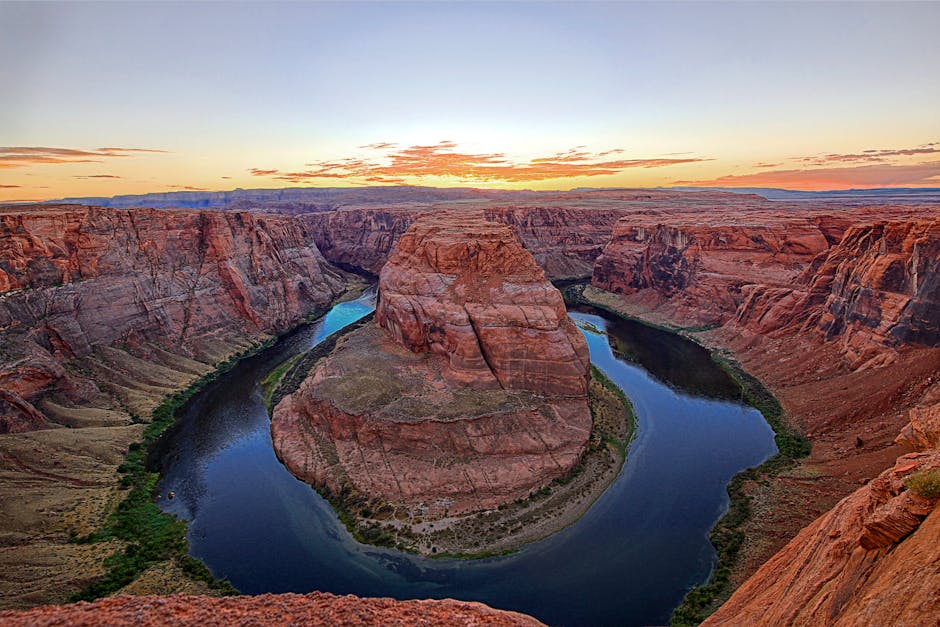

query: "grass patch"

left=590, top=364, right=636, bottom=458
left=69, top=305, right=336, bottom=602
left=906, top=468, right=940, bottom=499
left=261, top=353, right=303, bottom=411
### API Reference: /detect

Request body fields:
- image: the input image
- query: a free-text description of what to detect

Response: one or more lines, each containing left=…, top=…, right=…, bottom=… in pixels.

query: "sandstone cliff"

left=583, top=205, right=940, bottom=622
left=272, top=216, right=592, bottom=519
left=702, top=392, right=940, bottom=627
left=0, top=591, right=545, bottom=626
left=0, top=204, right=352, bottom=608
left=303, top=204, right=633, bottom=280
left=591, top=216, right=836, bottom=327
left=0, top=205, right=349, bottom=432
left=733, top=218, right=939, bottom=368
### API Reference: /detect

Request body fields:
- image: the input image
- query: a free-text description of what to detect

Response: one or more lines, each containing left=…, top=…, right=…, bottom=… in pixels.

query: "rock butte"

left=271, top=216, right=592, bottom=516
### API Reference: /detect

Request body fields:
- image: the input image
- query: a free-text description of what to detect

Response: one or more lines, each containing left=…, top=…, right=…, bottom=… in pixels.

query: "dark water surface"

left=155, top=290, right=776, bottom=626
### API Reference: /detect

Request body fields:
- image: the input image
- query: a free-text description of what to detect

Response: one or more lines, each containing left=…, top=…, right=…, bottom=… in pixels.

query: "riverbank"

left=564, top=284, right=810, bottom=625
left=63, top=281, right=370, bottom=603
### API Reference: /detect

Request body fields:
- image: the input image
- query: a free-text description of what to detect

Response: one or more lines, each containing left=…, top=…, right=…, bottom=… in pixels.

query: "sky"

left=2, top=1, right=939, bottom=201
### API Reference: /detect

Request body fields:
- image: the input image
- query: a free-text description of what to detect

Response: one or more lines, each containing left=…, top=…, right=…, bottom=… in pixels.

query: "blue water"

left=155, top=290, right=776, bottom=626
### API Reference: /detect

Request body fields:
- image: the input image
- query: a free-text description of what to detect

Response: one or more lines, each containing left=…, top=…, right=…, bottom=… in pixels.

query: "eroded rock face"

left=0, top=592, right=546, bottom=626
left=734, top=219, right=939, bottom=368
left=592, top=217, right=833, bottom=327
left=273, top=216, right=591, bottom=516
left=0, top=205, right=349, bottom=432
left=303, top=204, right=633, bottom=280
left=703, top=401, right=940, bottom=626
left=376, top=216, right=590, bottom=395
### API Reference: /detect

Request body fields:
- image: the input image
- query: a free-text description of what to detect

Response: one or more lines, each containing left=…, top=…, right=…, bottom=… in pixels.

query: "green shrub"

left=906, top=468, right=940, bottom=499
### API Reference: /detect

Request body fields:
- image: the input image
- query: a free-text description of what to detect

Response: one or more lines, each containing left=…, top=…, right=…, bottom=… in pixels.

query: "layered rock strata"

left=732, top=218, right=939, bottom=368
left=375, top=217, right=591, bottom=394
left=591, top=216, right=837, bottom=327
left=0, top=204, right=349, bottom=432
left=0, top=204, right=351, bottom=608
left=302, top=205, right=632, bottom=280
left=703, top=393, right=940, bottom=626
left=272, top=216, right=592, bottom=517
left=583, top=208, right=939, bottom=620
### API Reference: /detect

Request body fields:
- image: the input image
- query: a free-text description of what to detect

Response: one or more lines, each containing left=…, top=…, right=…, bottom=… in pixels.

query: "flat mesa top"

left=302, top=323, right=550, bottom=422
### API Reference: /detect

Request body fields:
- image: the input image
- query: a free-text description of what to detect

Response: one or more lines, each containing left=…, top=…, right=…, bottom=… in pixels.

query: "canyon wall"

left=584, top=207, right=939, bottom=622
left=0, top=205, right=349, bottom=432
left=591, top=215, right=840, bottom=327
left=303, top=205, right=633, bottom=280
left=0, top=204, right=352, bottom=608
left=732, top=218, right=940, bottom=368
left=702, top=393, right=940, bottom=626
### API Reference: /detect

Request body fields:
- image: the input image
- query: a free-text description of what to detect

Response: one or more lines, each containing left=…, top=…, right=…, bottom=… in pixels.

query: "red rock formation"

left=272, top=216, right=592, bottom=517
left=592, top=217, right=834, bottom=326
left=272, top=327, right=591, bottom=514
left=376, top=216, right=590, bottom=395
left=703, top=396, right=940, bottom=627
left=585, top=205, right=940, bottom=621
left=303, top=204, right=634, bottom=280
left=734, top=218, right=940, bottom=368
left=0, top=205, right=349, bottom=432
left=301, top=207, right=423, bottom=276
left=0, top=592, right=545, bottom=626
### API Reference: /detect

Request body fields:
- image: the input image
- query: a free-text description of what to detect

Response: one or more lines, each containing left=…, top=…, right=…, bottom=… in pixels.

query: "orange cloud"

left=675, top=161, right=940, bottom=191
left=0, top=146, right=168, bottom=169
left=74, top=174, right=122, bottom=179
left=792, top=145, right=939, bottom=166
left=0, top=184, right=21, bottom=189
left=248, top=141, right=708, bottom=185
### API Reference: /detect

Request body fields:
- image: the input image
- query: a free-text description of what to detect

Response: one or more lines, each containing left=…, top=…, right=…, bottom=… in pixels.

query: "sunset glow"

left=2, top=2, right=939, bottom=201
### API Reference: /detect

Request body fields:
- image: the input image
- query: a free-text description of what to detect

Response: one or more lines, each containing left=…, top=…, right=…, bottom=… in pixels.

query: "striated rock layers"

left=0, top=204, right=349, bottom=432
left=375, top=217, right=591, bottom=394
left=585, top=207, right=940, bottom=620
left=732, top=218, right=940, bottom=368
left=591, top=215, right=837, bottom=327
left=0, top=592, right=546, bottom=626
left=272, top=216, right=592, bottom=516
left=303, top=204, right=633, bottom=280
left=703, top=393, right=940, bottom=627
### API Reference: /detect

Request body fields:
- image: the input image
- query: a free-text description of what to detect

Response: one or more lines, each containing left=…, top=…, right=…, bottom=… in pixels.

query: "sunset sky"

left=2, top=1, right=939, bottom=202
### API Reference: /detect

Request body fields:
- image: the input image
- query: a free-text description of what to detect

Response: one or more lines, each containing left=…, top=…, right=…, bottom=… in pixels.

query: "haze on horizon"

left=2, top=0, right=939, bottom=202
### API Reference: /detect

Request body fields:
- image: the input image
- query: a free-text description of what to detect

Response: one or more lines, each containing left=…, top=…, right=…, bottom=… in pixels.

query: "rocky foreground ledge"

left=0, top=592, right=545, bottom=626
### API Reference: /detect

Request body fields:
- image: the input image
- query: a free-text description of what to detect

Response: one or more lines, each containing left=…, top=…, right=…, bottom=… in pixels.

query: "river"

left=154, top=288, right=776, bottom=626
